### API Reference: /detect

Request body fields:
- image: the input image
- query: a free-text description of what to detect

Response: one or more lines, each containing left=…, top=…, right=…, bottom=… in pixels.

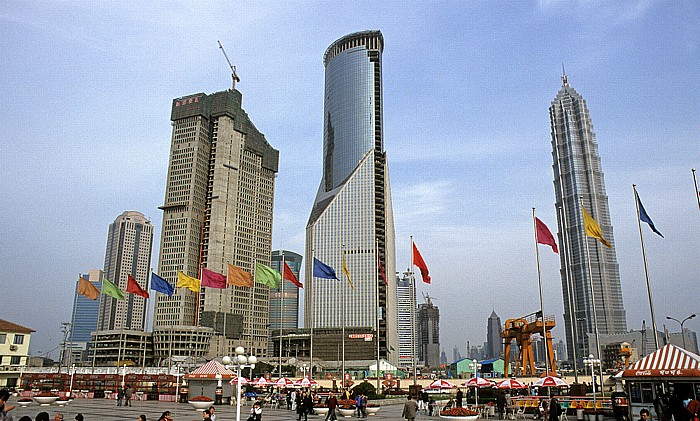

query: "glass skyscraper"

left=305, top=30, right=398, bottom=364
left=549, top=71, right=627, bottom=363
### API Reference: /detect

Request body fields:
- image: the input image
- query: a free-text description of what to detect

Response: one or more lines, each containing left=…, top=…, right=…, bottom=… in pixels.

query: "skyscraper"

left=396, top=271, right=417, bottom=369
left=69, top=270, right=103, bottom=364
left=486, top=310, right=502, bottom=359
left=418, top=297, right=440, bottom=368
left=305, top=30, right=398, bottom=364
left=268, top=250, right=303, bottom=354
left=154, top=88, right=279, bottom=358
left=98, top=211, right=153, bottom=331
left=549, top=71, right=626, bottom=363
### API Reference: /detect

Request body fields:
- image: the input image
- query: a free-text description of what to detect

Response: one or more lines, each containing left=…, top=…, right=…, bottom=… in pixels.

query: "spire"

left=561, top=63, right=568, bottom=86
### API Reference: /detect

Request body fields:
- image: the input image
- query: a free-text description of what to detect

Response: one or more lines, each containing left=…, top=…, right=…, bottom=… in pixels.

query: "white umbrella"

left=496, top=378, right=526, bottom=389
left=463, top=377, right=493, bottom=406
left=534, top=376, right=568, bottom=388
left=428, top=379, right=456, bottom=389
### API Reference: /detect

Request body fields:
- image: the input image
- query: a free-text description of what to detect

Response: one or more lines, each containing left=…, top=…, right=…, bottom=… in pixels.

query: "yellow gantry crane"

left=501, top=311, right=557, bottom=377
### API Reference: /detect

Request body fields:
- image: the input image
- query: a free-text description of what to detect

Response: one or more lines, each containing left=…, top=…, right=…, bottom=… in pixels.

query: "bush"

left=353, top=382, right=378, bottom=399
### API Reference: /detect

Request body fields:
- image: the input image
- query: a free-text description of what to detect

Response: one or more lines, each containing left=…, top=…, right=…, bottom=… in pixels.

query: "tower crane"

left=217, top=40, right=240, bottom=90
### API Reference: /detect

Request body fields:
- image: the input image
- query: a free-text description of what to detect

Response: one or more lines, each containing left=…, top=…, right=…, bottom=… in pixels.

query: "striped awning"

left=622, top=344, right=700, bottom=378
left=184, top=360, right=236, bottom=379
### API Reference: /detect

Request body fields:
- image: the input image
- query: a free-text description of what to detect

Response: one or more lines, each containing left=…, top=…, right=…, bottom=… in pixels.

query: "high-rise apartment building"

left=154, top=88, right=279, bottom=359
left=268, top=250, right=302, bottom=355
left=418, top=297, right=440, bottom=368
left=396, top=271, right=417, bottom=369
left=486, top=310, right=502, bottom=359
left=305, top=31, right=398, bottom=364
left=549, top=71, right=626, bottom=363
left=98, top=211, right=153, bottom=331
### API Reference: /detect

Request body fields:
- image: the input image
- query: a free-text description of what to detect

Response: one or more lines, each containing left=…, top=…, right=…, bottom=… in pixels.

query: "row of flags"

left=77, top=261, right=302, bottom=301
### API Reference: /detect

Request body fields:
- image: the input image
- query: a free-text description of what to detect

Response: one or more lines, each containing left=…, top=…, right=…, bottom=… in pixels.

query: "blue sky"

left=1, top=1, right=698, bottom=360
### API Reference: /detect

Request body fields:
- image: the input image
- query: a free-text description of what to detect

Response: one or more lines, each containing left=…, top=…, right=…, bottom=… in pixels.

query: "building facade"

left=396, top=271, right=417, bottom=369
left=268, top=250, right=303, bottom=355
left=418, top=297, right=440, bottom=368
left=0, top=319, right=33, bottom=388
left=69, top=270, right=104, bottom=365
left=154, top=88, right=279, bottom=359
left=486, top=310, right=502, bottom=359
left=305, top=31, right=398, bottom=364
left=549, top=71, right=627, bottom=363
left=98, top=211, right=154, bottom=331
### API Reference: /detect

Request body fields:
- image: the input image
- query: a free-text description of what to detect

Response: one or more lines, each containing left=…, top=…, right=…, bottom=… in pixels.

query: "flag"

left=228, top=264, right=254, bottom=287
left=201, top=267, right=227, bottom=289
left=255, top=262, right=281, bottom=288
left=341, top=251, right=354, bottom=289
left=102, top=278, right=125, bottom=300
left=126, top=275, right=149, bottom=298
left=177, top=271, right=201, bottom=293
left=313, top=257, right=338, bottom=280
left=535, top=217, right=559, bottom=253
left=151, top=273, right=174, bottom=296
left=412, top=242, right=431, bottom=284
left=378, top=255, right=387, bottom=286
left=635, top=190, right=664, bottom=238
left=77, top=276, right=99, bottom=300
left=582, top=206, right=612, bottom=248
left=283, top=262, right=303, bottom=288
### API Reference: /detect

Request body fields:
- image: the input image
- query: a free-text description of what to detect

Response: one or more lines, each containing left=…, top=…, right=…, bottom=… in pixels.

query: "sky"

left=1, top=0, right=698, bottom=361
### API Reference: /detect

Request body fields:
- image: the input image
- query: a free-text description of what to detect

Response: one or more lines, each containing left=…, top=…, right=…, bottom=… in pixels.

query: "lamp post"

left=224, top=347, right=257, bottom=421
left=666, top=314, right=696, bottom=350
left=68, top=364, right=76, bottom=398
left=583, top=355, right=601, bottom=409
left=469, top=360, right=482, bottom=406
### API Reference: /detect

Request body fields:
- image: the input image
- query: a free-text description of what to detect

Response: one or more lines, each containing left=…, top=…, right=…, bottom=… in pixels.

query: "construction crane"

left=501, top=311, right=557, bottom=377
left=217, top=40, right=240, bottom=90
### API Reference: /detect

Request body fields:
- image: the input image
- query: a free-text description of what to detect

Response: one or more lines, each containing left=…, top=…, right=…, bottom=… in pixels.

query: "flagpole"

left=375, top=239, right=381, bottom=392
left=310, top=249, right=314, bottom=378
left=249, top=261, right=256, bottom=352
left=69, top=275, right=79, bottom=371
left=693, top=169, right=700, bottom=212
left=579, top=196, right=604, bottom=391
left=532, top=209, right=550, bottom=377
left=410, top=235, right=417, bottom=386
left=633, top=185, right=660, bottom=350
left=557, top=205, right=579, bottom=383
left=341, top=244, right=346, bottom=384
left=279, top=251, right=284, bottom=379
left=142, top=270, right=152, bottom=373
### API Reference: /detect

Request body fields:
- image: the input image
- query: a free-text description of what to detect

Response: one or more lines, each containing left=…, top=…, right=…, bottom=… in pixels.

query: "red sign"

left=348, top=334, right=373, bottom=339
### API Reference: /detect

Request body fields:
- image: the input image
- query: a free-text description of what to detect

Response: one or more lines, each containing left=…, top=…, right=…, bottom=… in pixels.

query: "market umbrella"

left=274, top=377, right=295, bottom=388
left=428, top=379, right=456, bottom=389
left=294, top=377, right=319, bottom=388
left=463, top=377, right=493, bottom=406
left=252, top=377, right=271, bottom=387
left=496, top=378, right=526, bottom=389
left=534, top=376, right=568, bottom=388
left=228, top=377, right=249, bottom=385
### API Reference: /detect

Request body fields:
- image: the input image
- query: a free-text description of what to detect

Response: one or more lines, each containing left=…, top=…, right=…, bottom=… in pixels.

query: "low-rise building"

left=0, top=319, right=34, bottom=388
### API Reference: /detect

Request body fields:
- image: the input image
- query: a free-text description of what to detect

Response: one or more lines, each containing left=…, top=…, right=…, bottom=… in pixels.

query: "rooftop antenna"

left=217, top=40, right=240, bottom=90
left=561, top=63, right=568, bottom=86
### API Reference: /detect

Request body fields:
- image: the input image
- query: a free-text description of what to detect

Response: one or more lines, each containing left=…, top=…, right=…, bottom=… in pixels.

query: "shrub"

left=441, top=408, right=479, bottom=417
left=189, top=395, right=213, bottom=402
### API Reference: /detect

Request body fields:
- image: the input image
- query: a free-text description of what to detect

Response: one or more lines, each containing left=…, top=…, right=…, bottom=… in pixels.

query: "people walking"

left=402, top=395, right=419, bottom=421
left=326, top=392, right=338, bottom=421
left=124, top=385, right=133, bottom=407
left=116, top=387, right=124, bottom=407
left=457, top=389, right=464, bottom=408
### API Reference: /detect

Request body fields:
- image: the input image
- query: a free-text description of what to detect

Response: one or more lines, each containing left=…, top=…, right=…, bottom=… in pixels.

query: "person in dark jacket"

left=456, top=389, right=464, bottom=408
left=326, top=392, right=338, bottom=421
left=497, top=391, right=507, bottom=420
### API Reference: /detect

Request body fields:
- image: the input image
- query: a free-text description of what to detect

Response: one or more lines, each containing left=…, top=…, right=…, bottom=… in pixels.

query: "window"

left=10, top=356, right=20, bottom=365
left=13, top=335, right=24, bottom=345
left=0, top=334, right=5, bottom=344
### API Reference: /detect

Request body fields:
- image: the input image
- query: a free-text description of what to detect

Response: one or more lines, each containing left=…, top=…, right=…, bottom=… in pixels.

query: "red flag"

left=283, top=262, right=303, bottom=288
left=378, top=254, right=387, bottom=286
left=412, top=242, right=431, bottom=284
left=201, top=267, right=227, bottom=289
left=535, top=217, right=559, bottom=253
left=126, top=275, right=149, bottom=298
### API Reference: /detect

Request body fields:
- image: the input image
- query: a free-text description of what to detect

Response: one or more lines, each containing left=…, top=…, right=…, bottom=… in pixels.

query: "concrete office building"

left=549, top=71, right=627, bottom=363
left=418, top=297, right=440, bottom=368
left=305, top=31, right=398, bottom=364
left=486, top=310, right=502, bottom=359
left=268, top=250, right=303, bottom=355
left=98, top=211, right=153, bottom=331
left=154, top=87, right=279, bottom=359
left=396, top=271, right=417, bottom=369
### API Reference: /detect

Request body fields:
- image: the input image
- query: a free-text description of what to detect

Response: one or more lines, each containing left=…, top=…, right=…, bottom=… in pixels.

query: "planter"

left=314, top=407, right=329, bottom=416
left=338, top=408, right=356, bottom=418
left=189, top=400, right=213, bottom=410
left=439, top=416, right=479, bottom=421
left=17, top=400, right=32, bottom=408
left=33, top=396, right=59, bottom=406
left=55, top=400, right=69, bottom=406
left=365, top=406, right=380, bottom=416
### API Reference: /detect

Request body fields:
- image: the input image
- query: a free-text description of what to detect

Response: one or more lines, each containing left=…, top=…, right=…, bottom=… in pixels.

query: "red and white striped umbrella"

left=228, top=377, right=249, bottom=385
left=496, top=378, right=526, bottom=389
left=274, top=377, right=295, bottom=387
left=252, top=377, right=271, bottom=387
left=294, top=377, right=319, bottom=388
left=463, top=377, right=493, bottom=387
left=534, top=376, right=568, bottom=388
left=428, top=379, right=456, bottom=389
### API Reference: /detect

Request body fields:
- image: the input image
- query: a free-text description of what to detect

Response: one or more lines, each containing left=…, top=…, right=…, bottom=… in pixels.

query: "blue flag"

left=151, top=273, right=175, bottom=296
left=313, top=258, right=338, bottom=280
left=636, top=190, right=664, bottom=238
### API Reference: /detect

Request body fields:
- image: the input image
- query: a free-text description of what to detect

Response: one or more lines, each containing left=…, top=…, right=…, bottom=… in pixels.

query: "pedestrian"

left=421, top=390, right=429, bottom=412
left=457, top=389, right=464, bottom=408
left=326, top=392, right=338, bottom=421
left=116, top=387, right=124, bottom=407
left=0, top=389, right=15, bottom=421
left=548, top=395, right=562, bottom=421
left=287, top=390, right=292, bottom=410
left=17, top=417, right=32, bottom=421
left=402, top=395, right=419, bottom=421
left=53, top=414, right=63, bottom=421
left=296, top=391, right=306, bottom=421
left=202, top=409, right=211, bottom=420
left=74, top=415, right=84, bottom=421
left=356, top=394, right=363, bottom=417
left=35, top=413, right=50, bottom=421
left=497, top=391, right=507, bottom=420
left=638, top=409, right=650, bottom=421
left=208, top=406, right=217, bottom=421
left=428, top=398, right=436, bottom=416
left=247, top=401, right=263, bottom=421
left=157, top=411, right=172, bottom=421
left=138, top=416, right=147, bottom=421
left=125, top=385, right=133, bottom=407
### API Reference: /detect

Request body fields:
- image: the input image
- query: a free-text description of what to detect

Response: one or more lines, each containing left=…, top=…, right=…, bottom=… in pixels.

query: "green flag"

left=102, top=278, right=125, bottom=300
left=255, top=262, right=281, bottom=288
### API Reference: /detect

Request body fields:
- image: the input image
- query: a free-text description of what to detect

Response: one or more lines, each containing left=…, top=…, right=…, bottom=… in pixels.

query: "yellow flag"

left=177, top=271, right=201, bottom=293
left=342, top=251, right=354, bottom=289
left=583, top=206, right=612, bottom=248
left=228, top=264, right=254, bottom=287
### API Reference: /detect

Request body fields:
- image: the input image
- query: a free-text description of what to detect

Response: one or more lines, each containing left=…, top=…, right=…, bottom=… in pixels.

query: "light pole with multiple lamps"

left=583, top=355, right=601, bottom=409
left=469, top=361, right=482, bottom=406
left=223, top=347, right=257, bottom=421
left=666, top=314, right=696, bottom=350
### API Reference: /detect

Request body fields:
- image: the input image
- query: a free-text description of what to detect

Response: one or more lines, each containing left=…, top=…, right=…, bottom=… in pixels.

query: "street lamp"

left=666, top=314, right=696, bottom=350
left=469, top=361, right=482, bottom=406
left=583, top=355, right=601, bottom=409
left=224, top=347, right=257, bottom=421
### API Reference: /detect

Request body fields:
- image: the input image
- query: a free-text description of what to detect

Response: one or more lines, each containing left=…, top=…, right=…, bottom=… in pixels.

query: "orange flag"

left=78, top=276, right=100, bottom=300
left=228, top=264, right=253, bottom=287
